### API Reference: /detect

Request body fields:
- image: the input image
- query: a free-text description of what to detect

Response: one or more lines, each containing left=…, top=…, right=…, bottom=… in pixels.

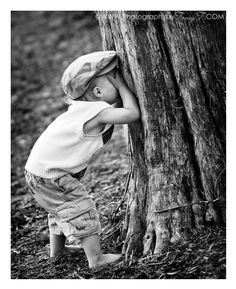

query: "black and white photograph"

left=10, top=9, right=227, bottom=280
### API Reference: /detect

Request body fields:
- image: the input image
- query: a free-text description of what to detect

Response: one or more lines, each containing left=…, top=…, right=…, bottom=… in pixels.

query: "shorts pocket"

left=56, top=199, right=93, bottom=222
left=56, top=199, right=100, bottom=237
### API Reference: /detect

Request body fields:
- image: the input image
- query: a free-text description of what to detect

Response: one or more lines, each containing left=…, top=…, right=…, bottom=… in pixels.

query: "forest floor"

left=11, top=11, right=226, bottom=279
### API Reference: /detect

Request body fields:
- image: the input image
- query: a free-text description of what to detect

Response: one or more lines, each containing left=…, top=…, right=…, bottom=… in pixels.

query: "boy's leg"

left=50, top=232, right=83, bottom=257
left=81, top=234, right=121, bottom=268
left=48, top=212, right=66, bottom=257
left=49, top=232, right=66, bottom=257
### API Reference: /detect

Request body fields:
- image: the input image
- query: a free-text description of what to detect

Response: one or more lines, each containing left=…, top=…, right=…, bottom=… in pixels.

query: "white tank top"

left=25, top=100, right=114, bottom=178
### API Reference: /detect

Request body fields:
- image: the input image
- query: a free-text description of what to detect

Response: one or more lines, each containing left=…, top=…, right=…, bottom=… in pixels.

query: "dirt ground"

left=11, top=11, right=226, bottom=279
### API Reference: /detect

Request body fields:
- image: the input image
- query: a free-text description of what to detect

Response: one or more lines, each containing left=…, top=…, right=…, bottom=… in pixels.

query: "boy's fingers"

left=107, top=74, right=115, bottom=81
left=107, top=74, right=117, bottom=84
left=114, top=69, right=118, bottom=79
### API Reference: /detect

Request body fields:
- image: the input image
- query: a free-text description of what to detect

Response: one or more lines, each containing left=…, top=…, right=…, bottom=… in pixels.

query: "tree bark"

left=96, top=11, right=226, bottom=258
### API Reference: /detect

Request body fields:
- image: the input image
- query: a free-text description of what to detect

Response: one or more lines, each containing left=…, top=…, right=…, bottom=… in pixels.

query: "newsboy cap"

left=61, top=51, right=118, bottom=99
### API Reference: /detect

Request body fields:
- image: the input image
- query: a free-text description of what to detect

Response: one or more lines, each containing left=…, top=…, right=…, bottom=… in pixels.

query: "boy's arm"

left=98, top=71, right=141, bottom=124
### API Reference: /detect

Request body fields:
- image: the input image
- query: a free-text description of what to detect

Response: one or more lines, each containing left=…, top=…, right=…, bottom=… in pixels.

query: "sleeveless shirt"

left=25, top=100, right=114, bottom=178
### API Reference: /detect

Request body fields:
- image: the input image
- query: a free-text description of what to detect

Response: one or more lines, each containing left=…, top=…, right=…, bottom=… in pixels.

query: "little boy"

left=24, top=51, right=140, bottom=269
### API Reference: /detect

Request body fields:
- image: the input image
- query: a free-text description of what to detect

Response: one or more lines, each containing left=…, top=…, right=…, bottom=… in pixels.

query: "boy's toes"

left=89, top=253, right=122, bottom=269
left=106, top=253, right=122, bottom=263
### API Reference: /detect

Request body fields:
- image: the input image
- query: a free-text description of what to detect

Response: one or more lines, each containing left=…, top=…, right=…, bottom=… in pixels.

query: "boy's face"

left=94, top=71, right=119, bottom=104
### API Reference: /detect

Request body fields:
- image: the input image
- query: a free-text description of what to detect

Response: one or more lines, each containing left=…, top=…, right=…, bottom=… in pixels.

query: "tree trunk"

left=96, top=11, right=226, bottom=258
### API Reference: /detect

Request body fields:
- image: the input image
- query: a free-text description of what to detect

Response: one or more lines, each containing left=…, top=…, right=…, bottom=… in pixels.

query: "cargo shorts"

left=24, top=170, right=101, bottom=241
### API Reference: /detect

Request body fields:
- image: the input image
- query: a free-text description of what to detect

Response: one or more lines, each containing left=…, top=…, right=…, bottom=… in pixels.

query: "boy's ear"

left=93, top=87, right=102, bottom=98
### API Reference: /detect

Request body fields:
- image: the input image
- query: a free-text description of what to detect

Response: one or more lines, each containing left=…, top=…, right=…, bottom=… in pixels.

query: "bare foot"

left=89, top=253, right=122, bottom=269
left=49, top=245, right=82, bottom=258
left=64, top=244, right=82, bottom=253
left=50, top=248, right=67, bottom=258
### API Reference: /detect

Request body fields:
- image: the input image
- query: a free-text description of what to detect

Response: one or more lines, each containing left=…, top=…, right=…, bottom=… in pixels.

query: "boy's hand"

left=94, top=68, right=141, bottom=125
left=107, top=70, right=126, bottom=90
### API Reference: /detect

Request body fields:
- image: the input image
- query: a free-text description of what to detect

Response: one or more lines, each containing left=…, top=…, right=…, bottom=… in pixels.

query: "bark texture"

left=96, top=11, right=226, bottom=258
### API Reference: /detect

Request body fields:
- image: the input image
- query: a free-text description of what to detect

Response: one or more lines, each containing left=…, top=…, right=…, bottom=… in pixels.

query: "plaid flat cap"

left=61, top=51, right=118, bottom=99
